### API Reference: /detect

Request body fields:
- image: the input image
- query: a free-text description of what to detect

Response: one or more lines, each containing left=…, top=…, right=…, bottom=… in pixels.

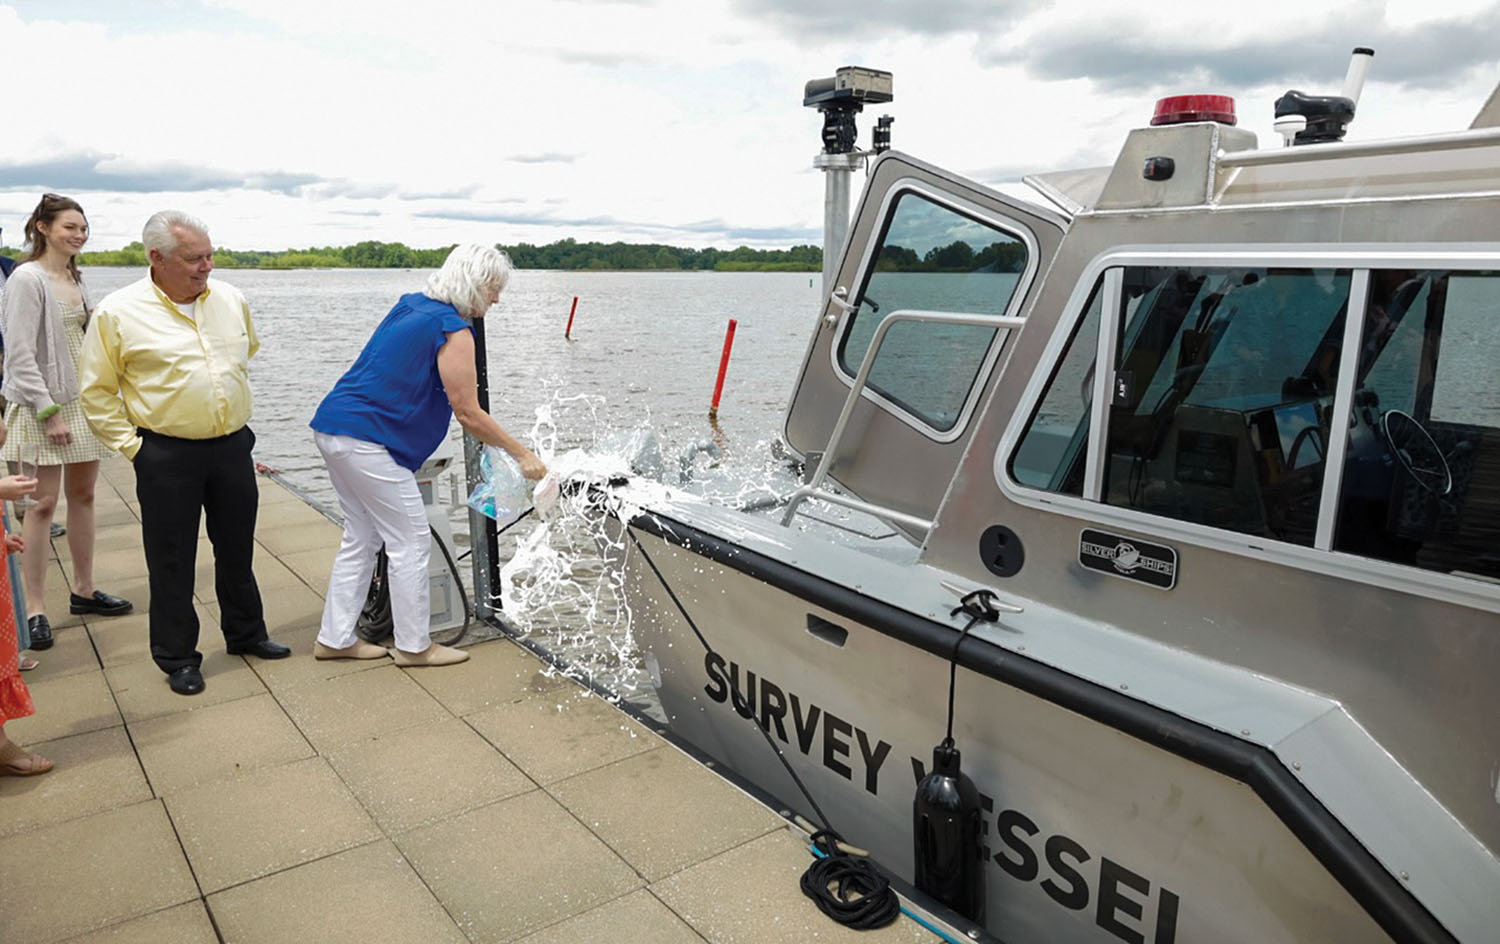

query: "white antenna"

left=1341, top=47, right=1375, bottom=108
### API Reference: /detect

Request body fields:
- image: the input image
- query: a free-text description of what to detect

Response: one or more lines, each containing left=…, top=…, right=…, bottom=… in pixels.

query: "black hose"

left=429, top=524, right=471, bottom=647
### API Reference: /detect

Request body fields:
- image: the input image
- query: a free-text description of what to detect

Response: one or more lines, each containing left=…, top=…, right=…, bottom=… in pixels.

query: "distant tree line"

left=504, top=239, right=823, bottom=272
left=875, top=240, right=1027, bottom=273
left=0, top=239, right=824, bottom=272
left=2, top=236, right=1029, bottom=273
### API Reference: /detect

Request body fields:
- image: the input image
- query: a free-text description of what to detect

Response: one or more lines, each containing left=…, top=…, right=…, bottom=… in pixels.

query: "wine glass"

left=16, top=441, right=39, bottom=509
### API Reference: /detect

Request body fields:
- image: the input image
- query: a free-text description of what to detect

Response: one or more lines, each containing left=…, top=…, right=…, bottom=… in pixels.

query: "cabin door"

left=783, top=153, right=1065, bottom=529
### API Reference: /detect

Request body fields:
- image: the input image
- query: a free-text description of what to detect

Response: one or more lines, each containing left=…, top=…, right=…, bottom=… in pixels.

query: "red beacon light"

left=1151, top=94, right=1237, bottom=126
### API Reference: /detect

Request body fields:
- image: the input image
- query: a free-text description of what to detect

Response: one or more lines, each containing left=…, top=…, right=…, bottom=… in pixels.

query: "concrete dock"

left=0, top=459, right=947, bottom=943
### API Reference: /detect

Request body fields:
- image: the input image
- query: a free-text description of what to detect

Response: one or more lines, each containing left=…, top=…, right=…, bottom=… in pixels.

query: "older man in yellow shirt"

left=80, top=210, right=289, bottom=696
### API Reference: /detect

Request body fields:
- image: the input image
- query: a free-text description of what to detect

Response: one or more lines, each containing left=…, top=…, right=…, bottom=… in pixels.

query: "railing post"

left=464, top=314, right=502, bottom=618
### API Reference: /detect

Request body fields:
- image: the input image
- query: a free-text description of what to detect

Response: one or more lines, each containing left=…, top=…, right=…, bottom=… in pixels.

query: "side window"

left=1335, top=271, right=1500, bottom=581
left=1009, top=281, right=1103, bottom=495
left=838, top=191, right=1028, bottom=432
left=1101, top=267, right=1350, bottom=544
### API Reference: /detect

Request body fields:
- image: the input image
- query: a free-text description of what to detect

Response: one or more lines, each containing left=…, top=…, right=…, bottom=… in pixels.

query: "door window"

left=838, top=191, right=1028, bottom=432
left=1334, top=271, right=1500, bottom=580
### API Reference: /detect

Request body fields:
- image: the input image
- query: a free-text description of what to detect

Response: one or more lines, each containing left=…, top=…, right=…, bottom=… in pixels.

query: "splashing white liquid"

left=472, top=388, right=799, bottom=705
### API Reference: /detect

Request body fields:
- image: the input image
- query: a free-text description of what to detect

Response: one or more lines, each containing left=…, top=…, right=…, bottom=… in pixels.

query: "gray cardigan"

left=1, top=261, right=84, bottom=411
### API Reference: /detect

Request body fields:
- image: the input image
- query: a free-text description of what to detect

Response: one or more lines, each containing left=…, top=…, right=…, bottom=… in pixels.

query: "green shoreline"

left=1, top=239, right=823, bottom=273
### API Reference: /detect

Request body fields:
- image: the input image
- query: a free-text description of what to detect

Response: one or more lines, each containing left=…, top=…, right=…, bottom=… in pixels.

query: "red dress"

left=0, top=543, right=34, bottom=724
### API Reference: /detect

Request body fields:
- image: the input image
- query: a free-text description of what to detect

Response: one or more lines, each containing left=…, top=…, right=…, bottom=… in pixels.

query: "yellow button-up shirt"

left=80, top=275, right=259, bottom=459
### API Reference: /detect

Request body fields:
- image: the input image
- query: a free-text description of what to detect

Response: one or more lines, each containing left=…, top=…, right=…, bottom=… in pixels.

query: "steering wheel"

left=1380, top=410, right=1452, bottom=496
left=1286, top=424, right=1325, bottom=471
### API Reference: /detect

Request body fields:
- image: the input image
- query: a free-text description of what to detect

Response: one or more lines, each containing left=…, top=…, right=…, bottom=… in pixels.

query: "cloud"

left=413, top=206, right=816, bottom=245
left=730, top=0, right=1044, bottom=40
left=414, top=208, right=619, bottom=227
left=397, top=184, right=483, bottom=200
left=304, top=180, right=399, bottom=200
left=506, top=152, right=584, bottom=165
left=992, top=3, right=1500, bottom=92
left=550, top=49, right=661, bottom=68
left=0, top=151, right=322, bottom=195
left=675, top=218, right=819, bottom=242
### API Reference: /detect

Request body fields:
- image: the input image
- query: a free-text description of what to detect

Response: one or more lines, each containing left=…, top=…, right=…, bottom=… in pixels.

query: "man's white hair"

left=142, top=210, right=210, bottom=256
left=425, top=244, right=512, bottom=318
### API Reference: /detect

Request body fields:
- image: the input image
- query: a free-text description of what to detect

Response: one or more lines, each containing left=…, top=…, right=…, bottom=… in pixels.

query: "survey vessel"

left=610, top=55, right=1500, bottom=942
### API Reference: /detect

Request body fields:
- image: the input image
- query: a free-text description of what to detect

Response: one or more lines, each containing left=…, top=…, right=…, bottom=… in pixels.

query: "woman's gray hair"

left=425, top=244, right=512, bottom=318
left=142, top=210, right=209, bottom=256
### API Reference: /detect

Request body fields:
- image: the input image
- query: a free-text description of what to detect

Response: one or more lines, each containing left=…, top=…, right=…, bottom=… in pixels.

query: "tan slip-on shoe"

left=390, top=643, right=470, bottom=667
left=314, top=640, right=392, bottom=660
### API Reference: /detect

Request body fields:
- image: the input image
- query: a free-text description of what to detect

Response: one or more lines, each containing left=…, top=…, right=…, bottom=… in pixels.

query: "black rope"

left=944, top=589, right=1001, bottom=744
left=625, top=525, right=900, bottom=929
left=800, top=830, right=902, bottom=930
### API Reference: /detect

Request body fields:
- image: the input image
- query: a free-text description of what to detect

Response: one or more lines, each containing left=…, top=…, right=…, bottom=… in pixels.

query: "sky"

left=2, top=0, right=1498, bottom=253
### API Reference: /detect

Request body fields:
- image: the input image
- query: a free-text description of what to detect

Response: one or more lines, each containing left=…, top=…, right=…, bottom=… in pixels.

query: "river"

left=81, top=266, right=824, bottom=512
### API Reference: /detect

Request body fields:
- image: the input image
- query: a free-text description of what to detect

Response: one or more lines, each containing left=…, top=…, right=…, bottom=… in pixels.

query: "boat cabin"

left=622, top=79, right=1500, bottom=944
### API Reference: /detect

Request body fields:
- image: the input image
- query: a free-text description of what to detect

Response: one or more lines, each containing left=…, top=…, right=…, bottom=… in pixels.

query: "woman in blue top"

left=310, top=244, right=545, bottom=666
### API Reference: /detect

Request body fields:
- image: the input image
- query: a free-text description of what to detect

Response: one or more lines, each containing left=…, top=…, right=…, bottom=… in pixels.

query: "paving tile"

left=249, top=623, right=391, bottom=690
left=19, top=620, right=101, bottom=680
left=251, top=578, right=326, bottom=635
left=132, top=693, right=314, bottom=794
left=255, top=518, right=343, bottom=557
left=0, top=726, right=151, bottom=838
left=56, top=901, right=217, bottom=944
left=403, top=637, right=566, bottom=716
left=6, top=668, right=121, bottom=745
left=550, top=746, right=784, bottom=881
left=397, top=789, right=643, bottom=943
left=62, top=522, right=148, bottom=560
left=191, top=549, right=303, bottom=603
left=466, top=686, right=657, bottom=784
left=324, top=715, right=532, bottom=833
left=513, top=889, right=705, bottom=944
left=0, top=801, right=198, bottom=944
left=652, top=830, right=940, bottom=943
left=256, top=497, right=335, bottom=528
left=256, top=477, right=315, bottom=505
left=166, top=756, right=380, bottom=893
left=88, top=605, right=220, bottom=668
left=106, top=649, right=267, bottom=723
left=85, top=544, right=151, bottom=582
left=276, top=546, right=334, bottom=596
left=93, top=501, right=142, bottom=529
left=209, top=840, right=467, bottom=944
left=275, top=663, right=451, bottom=752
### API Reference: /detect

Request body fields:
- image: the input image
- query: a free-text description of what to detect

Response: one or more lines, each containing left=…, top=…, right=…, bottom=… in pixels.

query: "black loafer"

left=70, top=590, right=133, bottom=616
left=27, top=614, right=53, bottom=651
left=167, top=665, right=205, bottom=696
left=227, top=639, right=292, bottom=660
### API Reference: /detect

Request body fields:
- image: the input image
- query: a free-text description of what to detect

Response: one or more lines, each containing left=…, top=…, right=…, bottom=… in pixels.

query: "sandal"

left=19, top=656, right=38, bottom=671
left=0, top=748, right=54, bottom=777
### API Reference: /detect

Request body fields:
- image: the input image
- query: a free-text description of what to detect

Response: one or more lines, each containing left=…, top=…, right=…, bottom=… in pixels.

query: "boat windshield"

left=1010, top=264, right=1500, bottom=584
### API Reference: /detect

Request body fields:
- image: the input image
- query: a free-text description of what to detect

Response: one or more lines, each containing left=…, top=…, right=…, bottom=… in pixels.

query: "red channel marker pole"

left=708, top=318, right=738, bottom=420
left=564, top=296, right=578, bottom=339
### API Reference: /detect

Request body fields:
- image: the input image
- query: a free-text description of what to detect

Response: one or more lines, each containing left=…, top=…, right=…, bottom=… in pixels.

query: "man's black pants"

left=135, top=426, right=268, bottom=674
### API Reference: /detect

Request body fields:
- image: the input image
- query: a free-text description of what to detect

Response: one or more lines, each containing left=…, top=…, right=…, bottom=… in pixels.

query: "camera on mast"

left=803, top=66, right=893, bottom=155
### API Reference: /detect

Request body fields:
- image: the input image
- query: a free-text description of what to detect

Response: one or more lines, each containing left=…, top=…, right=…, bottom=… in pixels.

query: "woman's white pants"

left=315, top=432, right=432, bottom=654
